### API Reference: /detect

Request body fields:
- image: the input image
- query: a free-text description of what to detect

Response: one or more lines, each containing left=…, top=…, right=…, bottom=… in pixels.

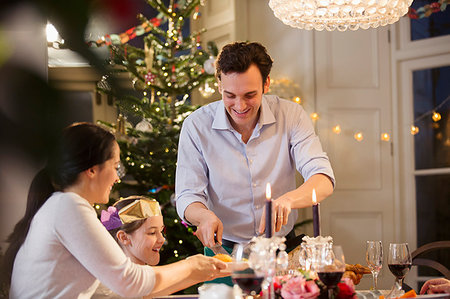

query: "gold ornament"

left=117, top=114, right=126, bottom=135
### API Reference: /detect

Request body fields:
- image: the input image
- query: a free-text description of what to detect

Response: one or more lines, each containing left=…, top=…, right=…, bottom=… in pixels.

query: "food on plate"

left=213, top=253, right=233, bottom=262
left=343, top=263, right=371, bottom=285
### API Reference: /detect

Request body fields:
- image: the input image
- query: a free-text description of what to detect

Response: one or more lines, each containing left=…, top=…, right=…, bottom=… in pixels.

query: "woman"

left=3, top=122, right=227, bottom=298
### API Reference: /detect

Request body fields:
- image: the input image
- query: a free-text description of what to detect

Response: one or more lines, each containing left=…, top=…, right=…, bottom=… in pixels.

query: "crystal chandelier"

left=268, top=0, right=413, bottom=31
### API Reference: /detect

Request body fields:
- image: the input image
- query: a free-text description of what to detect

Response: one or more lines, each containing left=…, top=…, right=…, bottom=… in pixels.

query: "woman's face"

left=123, top=216, right=166, bottom=266
left=93, top=142, right=121, bottom=204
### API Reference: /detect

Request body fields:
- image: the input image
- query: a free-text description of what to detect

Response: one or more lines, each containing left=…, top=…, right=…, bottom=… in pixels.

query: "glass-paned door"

left=412, top=64, right=450, bottom=283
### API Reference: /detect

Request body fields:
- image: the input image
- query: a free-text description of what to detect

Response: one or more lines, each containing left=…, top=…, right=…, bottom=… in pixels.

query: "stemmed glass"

left=386, top=243, right=412, bottom=299
left=317, top=245, right=346, bottom=299
left=366, top=241, right=383, bottom=290
left=231, top=243, right=264, bottom=299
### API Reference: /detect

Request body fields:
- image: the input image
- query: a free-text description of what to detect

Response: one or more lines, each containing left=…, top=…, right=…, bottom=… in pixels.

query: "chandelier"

left=268, top=0, right=413, bottom=31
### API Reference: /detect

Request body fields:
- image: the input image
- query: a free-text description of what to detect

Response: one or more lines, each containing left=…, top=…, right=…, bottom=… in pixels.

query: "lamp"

left=268, top=0, right=413, bottom=31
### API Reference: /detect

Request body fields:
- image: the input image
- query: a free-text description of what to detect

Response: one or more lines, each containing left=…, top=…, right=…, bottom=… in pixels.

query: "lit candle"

left=265, top=183, right=272, bottom=238
left=312, top=188, right=320, bottom=237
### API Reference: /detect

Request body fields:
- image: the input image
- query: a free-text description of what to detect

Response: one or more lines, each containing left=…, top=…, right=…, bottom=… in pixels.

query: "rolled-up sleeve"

left=290, top=107, right=335, bottom=187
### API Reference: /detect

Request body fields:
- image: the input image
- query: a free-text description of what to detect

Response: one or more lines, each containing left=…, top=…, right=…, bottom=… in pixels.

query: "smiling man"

left=175, top=42, right=335, bottom=271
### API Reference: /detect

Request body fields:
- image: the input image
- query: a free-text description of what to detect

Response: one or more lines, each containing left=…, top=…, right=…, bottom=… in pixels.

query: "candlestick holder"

left=248, top=235, right=289, bottom=299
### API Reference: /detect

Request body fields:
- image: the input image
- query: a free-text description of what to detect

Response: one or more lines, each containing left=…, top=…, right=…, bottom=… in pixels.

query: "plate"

left=416, top=294, right=450, bottom=299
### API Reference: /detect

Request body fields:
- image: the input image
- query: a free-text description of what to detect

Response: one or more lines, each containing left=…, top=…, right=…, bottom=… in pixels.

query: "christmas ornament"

left=145, top=72, right=156, bottom=85
left=136, top=118, right=153, bottom=132
left=97, top=75, right=111, bottom=91
left=116, top=114, right=127, bottom=135
left=145, top=42, right=154, bottom=72
left=203, top=56, right=216, bottom=75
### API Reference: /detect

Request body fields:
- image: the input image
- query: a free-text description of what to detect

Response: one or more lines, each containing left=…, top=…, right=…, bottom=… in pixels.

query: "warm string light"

left=310, top=112, right=319, bottom=121
left=381, top=133, right=390, bottom=142
left=410, top=95, right=449, bottom=135
left=332, top=125, right=341, bottom=134
left=354, top=132, right=364, bottom=142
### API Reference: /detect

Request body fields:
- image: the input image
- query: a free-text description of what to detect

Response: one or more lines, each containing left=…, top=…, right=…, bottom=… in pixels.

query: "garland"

left=408, top=0, right=449, bottom=19
left=87, top=17, right=162, bottom=47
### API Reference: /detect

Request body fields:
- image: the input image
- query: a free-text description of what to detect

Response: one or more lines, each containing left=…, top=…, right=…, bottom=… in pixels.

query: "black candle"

left=265, top=183, right=272, bottom=238
left=312, top=189, right=321, bottom=237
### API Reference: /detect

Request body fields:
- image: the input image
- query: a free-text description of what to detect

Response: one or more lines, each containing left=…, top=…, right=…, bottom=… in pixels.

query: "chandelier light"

left=268, top=0, right=413, bottom=31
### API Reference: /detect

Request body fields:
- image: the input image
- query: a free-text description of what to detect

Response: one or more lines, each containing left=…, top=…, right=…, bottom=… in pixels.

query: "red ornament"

left=145, top=72, right=156, bottom=84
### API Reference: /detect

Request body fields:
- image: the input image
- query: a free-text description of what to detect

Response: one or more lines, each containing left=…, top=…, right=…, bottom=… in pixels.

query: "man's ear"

left=263, top=75, right=270, bottom=94
left=217, top=80, right=223, bottom=93
left=116, top=230, right=131, bottom=246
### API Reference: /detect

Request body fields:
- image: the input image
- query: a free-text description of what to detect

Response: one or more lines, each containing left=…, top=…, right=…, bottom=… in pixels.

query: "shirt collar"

left=211, top=95, right=276, bottom=130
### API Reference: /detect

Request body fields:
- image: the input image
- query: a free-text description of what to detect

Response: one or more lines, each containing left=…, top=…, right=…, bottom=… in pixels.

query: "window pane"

left=415, top=174, right=450, bottom=277
left=413, top=65, right=450, bottom=169
left=410, top=0, right=450, bottom=41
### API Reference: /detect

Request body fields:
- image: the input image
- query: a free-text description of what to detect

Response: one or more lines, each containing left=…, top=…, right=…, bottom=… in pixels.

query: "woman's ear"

left=84, top=165, right=98, bottom=178
left=116, top=230, right=131, bottom=246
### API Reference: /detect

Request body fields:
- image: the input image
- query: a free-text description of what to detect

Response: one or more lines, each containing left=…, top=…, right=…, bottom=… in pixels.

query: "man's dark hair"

left=215, top=41, right=273, bottom=84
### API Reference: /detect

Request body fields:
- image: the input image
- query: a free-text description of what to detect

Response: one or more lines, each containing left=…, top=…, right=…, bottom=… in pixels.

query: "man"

left=176, top=41, right=335, bottom=253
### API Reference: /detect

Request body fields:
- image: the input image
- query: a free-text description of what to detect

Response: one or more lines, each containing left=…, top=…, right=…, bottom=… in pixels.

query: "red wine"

left=232, top=274, right=264, bottom=294
left=388, top=263, right=411, bottom=279
left=318, top=271, right=344, bottom=288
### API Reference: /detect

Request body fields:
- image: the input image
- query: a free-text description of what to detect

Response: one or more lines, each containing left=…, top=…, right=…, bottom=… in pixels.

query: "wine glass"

left=231, top=243, right=264, bottom=299
left=317, top=245, right=346, bottom=299
left=366, top=241, right=383, bottom=290
left=386, top=243, right=412, bottom=299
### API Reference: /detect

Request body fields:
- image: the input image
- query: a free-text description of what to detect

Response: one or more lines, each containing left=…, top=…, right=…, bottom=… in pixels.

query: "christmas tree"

left=95, top=0, right=218, bottom=266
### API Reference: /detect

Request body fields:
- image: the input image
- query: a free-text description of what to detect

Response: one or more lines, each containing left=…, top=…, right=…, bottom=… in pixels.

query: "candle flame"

left=312, top=188, right=317, bottom=205
left=266, top=183, right=271, bottom=200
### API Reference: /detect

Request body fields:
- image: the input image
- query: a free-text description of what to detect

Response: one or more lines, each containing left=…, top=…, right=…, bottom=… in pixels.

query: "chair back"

left=411, top=241, right=450, bottom=279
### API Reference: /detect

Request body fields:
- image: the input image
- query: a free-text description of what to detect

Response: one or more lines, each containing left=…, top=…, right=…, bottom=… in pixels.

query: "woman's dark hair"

left=108, top=197, right=147, bottom=244
left=1, top=122, right=116, bottom=285
left=215, top=41, right=273, bottom=84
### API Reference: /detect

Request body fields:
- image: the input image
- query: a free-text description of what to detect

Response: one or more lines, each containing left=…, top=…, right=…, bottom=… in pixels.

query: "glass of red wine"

left=231, top=243, right=264, bottom=299
left=317, top=245, right=346, bottom=299
left=386, top=243, right=412, bottom=299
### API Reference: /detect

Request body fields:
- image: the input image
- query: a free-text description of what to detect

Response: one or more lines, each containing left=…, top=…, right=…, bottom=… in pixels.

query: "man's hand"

left=185, top=202, right=224, bottom=248
left=258, top=196, right=292, bottom=234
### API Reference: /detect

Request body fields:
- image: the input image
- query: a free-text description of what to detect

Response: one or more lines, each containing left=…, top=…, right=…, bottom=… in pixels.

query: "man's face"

left=219, top=64, right=270, bottom=133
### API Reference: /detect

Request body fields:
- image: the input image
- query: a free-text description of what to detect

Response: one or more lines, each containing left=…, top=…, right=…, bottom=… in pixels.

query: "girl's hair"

left=108, top=198, right=146, bottom=244
left=1, top=122, right=116, bottom=285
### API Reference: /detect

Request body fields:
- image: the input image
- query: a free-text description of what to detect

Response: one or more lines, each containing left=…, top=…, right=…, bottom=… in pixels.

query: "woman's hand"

left=186, top=254, right=231, bottom=281
left=420, top=278, right=450, bottom=294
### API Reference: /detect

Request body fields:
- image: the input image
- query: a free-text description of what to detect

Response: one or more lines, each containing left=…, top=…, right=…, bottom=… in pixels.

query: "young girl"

left=3, top=122, right=227, bottom=299
left=94, top=196, right=188, bottom=298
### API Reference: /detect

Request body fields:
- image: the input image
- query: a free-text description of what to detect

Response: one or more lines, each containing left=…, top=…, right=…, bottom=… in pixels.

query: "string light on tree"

left=354, top=132, right=364, bottom=142
left=411, top=125, right=419, bottom=135
left=381, top=133, right=390, bottom=141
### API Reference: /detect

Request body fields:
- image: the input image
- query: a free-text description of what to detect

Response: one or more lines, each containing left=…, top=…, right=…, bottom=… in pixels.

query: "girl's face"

left=122, top=216, right=165, bottom=266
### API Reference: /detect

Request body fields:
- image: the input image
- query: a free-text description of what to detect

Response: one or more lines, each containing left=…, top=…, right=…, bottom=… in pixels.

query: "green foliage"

left=98, top=0, right=218, bottom=268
